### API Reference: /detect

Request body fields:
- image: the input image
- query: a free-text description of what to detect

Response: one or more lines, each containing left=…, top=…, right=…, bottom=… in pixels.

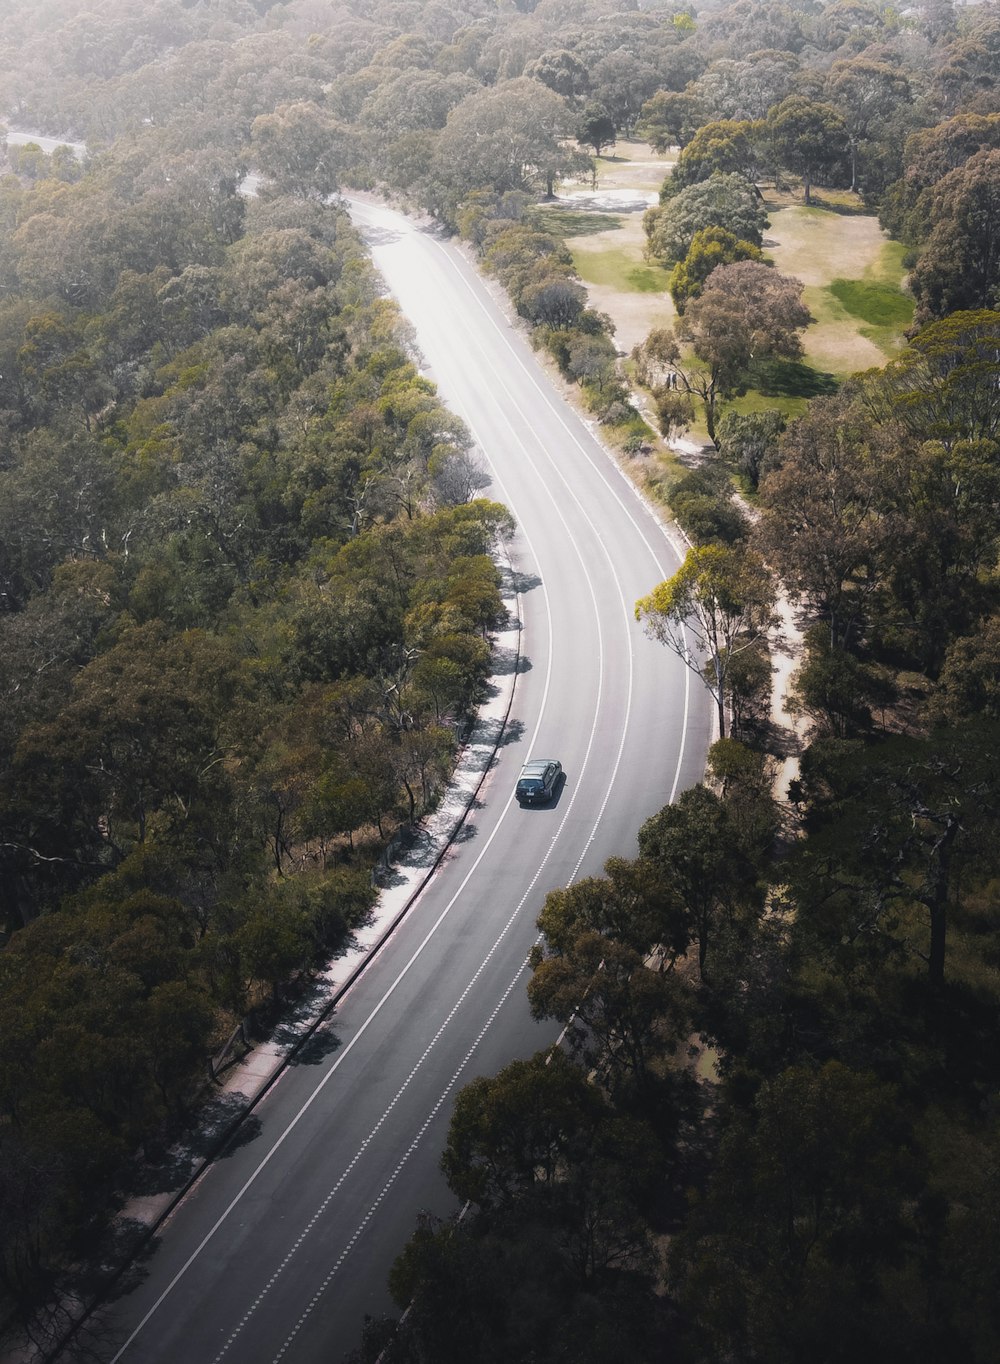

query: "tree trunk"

left=803, top=171, right=812, bottom=205
left=927, top=816, right=959, bottom=991
left=704, top=391, right=718, bottom=446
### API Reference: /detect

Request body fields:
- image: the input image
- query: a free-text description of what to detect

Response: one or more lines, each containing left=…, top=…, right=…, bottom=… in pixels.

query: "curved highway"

left=99, top=198, right=712, bottom=1363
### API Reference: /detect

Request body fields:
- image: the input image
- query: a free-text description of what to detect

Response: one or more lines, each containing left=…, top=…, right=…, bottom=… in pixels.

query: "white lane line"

left=413, top=220, right=695, bottom=799
left=352, top=198, right=696, bottom=800
left=270, top=942, right=530, bottom=1361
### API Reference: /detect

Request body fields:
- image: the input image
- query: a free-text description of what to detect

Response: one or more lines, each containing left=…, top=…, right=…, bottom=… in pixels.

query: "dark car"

left=516, top=758, right=562, bottom=804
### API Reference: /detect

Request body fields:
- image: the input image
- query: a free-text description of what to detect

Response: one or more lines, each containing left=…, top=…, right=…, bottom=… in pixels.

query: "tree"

left=907, top=149, right=1000, bottom=322
left=524, top=49, right=591, bottom=100
left=756, top=395, right=895, bottom=645
left=791, top=626, right=896, bottom=738
left=235, top=898, right=312, bottom=1003
left=767, top=95, right=849, bottom=205
left=671, top=1061, right=919, bottom=1363
left=535, top=856, right=686, bottom=963
left=688, top=259, right=810, bottom=360
left=576, top=103, right=616, bottom=158
left=12, top=623, right=238, bottom=863
left=641, top=262, right=809, bottom=443
left=250, top=101, right=350, bottom=200
left=858, top=310, right=1000, bottom=447
left=529, top=934, right=692, bottom=1095
left=645, top=171, right=769, bottom=266
left=825, top=58, right=911, bottom=193
left=691, top=52, right=800, bottom=122
left=880, top=113, right=1000, bottom=244
left=668, top=226, right=763, bottom=313
left=791, top=727, right=1000, bottom=991
left=515, top=264, right=587, bottom=327
left=637, top=90, right=705, bottom=151
left=716, top=408, right=785, bottom=490
left=636, top=544, right=776, bottom=740
left=430, top=80, right=572, bottom=204
left=667, top=118, right=764, bottom=194
left=637, top=784, right=761, bottom=977
left=360, top=70, right=478, bottom=138
left=441, top=1049, right=615, bottom=1212
left=589, top=51, right=663, bottom=136
left=932, top=616, right=1000, bottom=724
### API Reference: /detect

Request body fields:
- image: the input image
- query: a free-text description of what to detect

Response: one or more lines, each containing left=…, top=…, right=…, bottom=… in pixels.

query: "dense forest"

left=0, top=0, right=999, bottom=1359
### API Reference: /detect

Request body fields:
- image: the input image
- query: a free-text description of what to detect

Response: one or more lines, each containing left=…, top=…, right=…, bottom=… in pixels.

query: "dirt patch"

left=765, top=207, right=890, bottom=288
left=798, top=313, right=886, bottom=375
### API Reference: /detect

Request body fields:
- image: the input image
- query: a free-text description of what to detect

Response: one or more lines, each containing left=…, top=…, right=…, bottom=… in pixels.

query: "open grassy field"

left=765, top=204, right=912, bottom=379
left=538, top=146, right=914, bottom=445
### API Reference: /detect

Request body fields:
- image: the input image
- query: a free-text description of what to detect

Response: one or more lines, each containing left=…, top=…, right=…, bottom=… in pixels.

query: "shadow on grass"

left=807, top=193, right=870, bottom=216
left=827, top=278, right=913, bottom=328
left=625, top=265, right=669, bottom=292
left=748, top=358, right=839, bottom=398
left=535, top=208, right=623, bottom=235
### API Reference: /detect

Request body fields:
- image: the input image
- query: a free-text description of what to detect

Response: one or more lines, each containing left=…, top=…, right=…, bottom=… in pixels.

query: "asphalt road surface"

left=97, top=197, right=712, bottom=1364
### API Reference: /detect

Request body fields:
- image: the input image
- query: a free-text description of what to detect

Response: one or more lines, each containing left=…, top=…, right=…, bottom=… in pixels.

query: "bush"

left=668, top=464, right=748, bottom=546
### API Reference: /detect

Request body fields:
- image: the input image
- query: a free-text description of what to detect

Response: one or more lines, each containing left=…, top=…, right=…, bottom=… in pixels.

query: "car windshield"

left=519, top=778, right=542, bottom=790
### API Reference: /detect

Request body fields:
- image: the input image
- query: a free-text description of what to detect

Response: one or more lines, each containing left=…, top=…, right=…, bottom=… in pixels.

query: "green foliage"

left=645, top=171, right=769, bottom=267
left=576, top=103, right=616, bottom=156
left=666, top=118, right=762, bottom=194
left=767, top=95, right=851, bottom=204
left=667, top=463, right=749, bottom=547
left=0, top=138, right=510, bottom=1311
left=637, top=543, right=776, bottom=738
left=932, top=616, right=1000, bottom=724
left=637, top=89, right=705, bottom=152
left=715, top=408, right=785, bottom=489
left=668, top=225, right=763, bottom=313
left=463, top=192, right=619, bottom=414
left=6, top=6, right=1000, bottom=1359
left=791, top=626, right=897, bottom=738
left=638, top=783, right=763, bottom=978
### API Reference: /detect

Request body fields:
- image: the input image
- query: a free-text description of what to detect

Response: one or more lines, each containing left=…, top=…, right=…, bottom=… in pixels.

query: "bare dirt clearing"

left=764, top=205, right=890, bottom=287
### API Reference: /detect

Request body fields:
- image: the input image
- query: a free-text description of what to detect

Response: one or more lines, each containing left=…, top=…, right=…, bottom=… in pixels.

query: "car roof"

left=520, top=759, right=557, bottom=775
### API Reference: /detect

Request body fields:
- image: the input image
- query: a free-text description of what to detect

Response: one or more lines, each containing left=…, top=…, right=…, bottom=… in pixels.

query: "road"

left=97, top=198, right=712, bottom=1363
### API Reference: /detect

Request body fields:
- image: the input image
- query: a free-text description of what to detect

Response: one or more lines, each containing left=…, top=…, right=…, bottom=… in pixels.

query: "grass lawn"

left=765, top=209, right=912, bottom=377
left=591, top=139, right=676, bottom=192
left=825, top=240, right=914, bottom=352
left=572, top=247, right=671, bottom=293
